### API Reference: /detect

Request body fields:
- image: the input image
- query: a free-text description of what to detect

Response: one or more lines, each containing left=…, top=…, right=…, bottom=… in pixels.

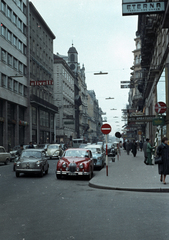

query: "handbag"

left=154, top=155, right=163, bottom=164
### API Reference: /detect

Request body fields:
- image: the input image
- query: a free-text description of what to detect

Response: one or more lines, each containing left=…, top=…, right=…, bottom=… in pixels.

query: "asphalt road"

left=1, top=159, right=169, bottom=240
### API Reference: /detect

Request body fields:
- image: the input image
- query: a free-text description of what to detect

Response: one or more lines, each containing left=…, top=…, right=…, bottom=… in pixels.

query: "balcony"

left=30, top=94, right=58, bottom=113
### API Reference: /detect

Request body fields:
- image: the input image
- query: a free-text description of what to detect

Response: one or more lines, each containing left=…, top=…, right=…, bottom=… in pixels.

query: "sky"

left=31, top=0, right=138, bottom=136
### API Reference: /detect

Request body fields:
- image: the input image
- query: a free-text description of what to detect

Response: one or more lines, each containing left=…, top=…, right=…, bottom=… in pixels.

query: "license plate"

left=69, top=172, right=76, bottom=175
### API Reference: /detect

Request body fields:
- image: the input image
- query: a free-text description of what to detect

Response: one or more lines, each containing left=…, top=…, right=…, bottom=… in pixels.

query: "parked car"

left=36, top=144, right=49, bottom=151
left=15, top=149, right=49, bottom=177
left=0, top=146, right=10, bottom=165
left=85, top=144, right=105, bottom=169
left=9, top=145, right=20, bottom=161
left=56, top=148, right=94, bottom=180
left=46, top=144, right=63, bottom=159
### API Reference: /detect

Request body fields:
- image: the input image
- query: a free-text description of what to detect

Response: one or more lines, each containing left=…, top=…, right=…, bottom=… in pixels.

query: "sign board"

left=122, top=0, right=146, bottom=2
left=64, top=121, right=74, bottom=125
left=122, top=2, right=165, bottom=16
left=30, top=80, right=53, bottom=86
left=128, top=115, right=155, bottom=122
left=101, top=123, right=111, bottom=135
left=121, top=81, right=131, bottom=84
left=153, top=117, right=165, bottom=126
left=155, top=102, right=167, bottom=114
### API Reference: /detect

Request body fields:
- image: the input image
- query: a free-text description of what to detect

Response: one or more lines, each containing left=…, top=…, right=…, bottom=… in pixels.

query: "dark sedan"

left=15, top=149, right=49, bottom=177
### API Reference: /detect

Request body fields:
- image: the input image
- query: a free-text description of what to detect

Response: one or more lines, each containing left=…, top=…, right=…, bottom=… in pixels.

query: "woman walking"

left=146, top=139, right=155, bottom=165
left=157, top=137, right=169, bottom=184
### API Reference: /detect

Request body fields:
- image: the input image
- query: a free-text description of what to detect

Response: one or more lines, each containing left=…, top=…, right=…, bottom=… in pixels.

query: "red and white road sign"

left=155, top=102, right=167, bottom=114
left=30, top=80, right=53, bottom=86
left=101, top=123, right=111, bottom=135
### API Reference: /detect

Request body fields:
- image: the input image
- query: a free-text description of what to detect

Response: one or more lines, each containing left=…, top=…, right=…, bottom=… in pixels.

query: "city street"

left=1, top=159, right=169, bottom=240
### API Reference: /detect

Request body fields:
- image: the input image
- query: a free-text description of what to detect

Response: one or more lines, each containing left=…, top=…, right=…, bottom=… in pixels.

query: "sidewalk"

left=89, top=149, right=169, bottom=192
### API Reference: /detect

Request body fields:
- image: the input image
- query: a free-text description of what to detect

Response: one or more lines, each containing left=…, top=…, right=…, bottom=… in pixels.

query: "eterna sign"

left=122, top=2, right=165, bottom=16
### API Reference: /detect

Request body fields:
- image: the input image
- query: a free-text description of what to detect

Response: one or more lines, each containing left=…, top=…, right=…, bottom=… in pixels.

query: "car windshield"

left=20, top=151, right=41, bottom=158
left=48, top=145, right=59, bottom=149
left=64, top=150, right=88, bottom=157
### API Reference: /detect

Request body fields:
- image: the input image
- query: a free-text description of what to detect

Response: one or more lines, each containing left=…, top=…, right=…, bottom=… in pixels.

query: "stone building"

left=53, top=54, right=76, bottom=144
left=0, top=0, right=28, bottom=150
left=29, top=2, right=57, bottom=144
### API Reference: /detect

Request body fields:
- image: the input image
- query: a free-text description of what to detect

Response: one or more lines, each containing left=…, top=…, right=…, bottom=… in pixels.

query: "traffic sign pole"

left=101, top=123, right=111, bottom=177
left=106, top=134, right=108, bottom=176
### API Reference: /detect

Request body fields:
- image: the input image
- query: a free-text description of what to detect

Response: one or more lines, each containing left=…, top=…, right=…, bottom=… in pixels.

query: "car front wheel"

left=5, top=158, right=10, bottom=165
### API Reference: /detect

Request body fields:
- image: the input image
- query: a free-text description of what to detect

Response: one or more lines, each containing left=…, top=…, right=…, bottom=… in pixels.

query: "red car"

left=56, top=148, right=94, bottom=180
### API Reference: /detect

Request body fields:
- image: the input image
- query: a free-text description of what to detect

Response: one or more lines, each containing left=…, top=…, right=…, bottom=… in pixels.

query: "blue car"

left=85, top=144, right=105, bottom=169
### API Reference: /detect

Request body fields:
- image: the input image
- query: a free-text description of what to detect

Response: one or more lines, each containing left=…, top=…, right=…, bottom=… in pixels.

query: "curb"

left=89, top=182, right=169, bottom=193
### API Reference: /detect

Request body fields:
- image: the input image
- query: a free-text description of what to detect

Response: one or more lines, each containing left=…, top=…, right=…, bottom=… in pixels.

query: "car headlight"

left=53, top=151, right=59, bottom=156
left=36, top=161, right=41, bottom=166
left=16, top=162, right=20, bottom=166
left=79, top=163, right=84, bottom=169
left=62, top=162, right=67, bottom=168
left=97, top=157, right=101, bottom=161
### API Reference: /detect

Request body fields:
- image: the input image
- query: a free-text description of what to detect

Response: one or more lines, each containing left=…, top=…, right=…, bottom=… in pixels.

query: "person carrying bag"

left=156, top=137, right=169, bottom=184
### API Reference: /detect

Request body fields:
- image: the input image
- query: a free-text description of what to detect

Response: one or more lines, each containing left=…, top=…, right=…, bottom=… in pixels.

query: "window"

left=23, top=3, right=27, bottom=15
left=14, top=81, right=18, bottom=92
left=1, top=49, right=6, bottom=62
left=51, top=114, right=54, bottom=129
left=13, top=13, right=17, bottom=25
left=19, top=62, right=23, bottom=73
left=19, top=106, right=24, bottom=120
left=18, top=40, right=22, bottom=52
left=16, top=0, right=21, bottom=8
left=32, top=107, right=37, bottom=124
left=7, top=30, right=12, bottom=42
left=13, top=35, right=17, bottom=47
left=24, top=65, right=27, bottom=76
left=8, top=77, right=12, bottom=90
left=24, top=86, right=27, bottom=96
left=7, top=54, right=12, bottom=66
left=70, top=54, right=75, bottom=62
left=23, top=24, right=26, bottom=35
left=13, top=58, right=17, bottom=69
left=1, top=1, right=5, bottom=13
left=18, top=18, right=22, bottom=30
left=1, top=24, right=6, bottom=38
left=7, top=7, right=11, bottom=19
left=19, top=83, right=22, bottom=94
left=1, top=74, right=6, bottom=87
left=23, top=44, right=27, bottom=55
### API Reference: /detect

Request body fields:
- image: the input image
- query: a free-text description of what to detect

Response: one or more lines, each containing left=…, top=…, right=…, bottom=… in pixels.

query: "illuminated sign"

left=122, top=1, right=165, bottom=16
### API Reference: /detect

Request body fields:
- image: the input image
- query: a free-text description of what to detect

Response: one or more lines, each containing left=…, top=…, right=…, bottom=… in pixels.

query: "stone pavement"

left=89, top=149, right=169, bottom=192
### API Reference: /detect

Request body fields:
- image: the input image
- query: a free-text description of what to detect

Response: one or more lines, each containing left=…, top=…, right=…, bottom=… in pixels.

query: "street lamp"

left=94, top=71, right=108, bottom=75
left=105, top=97, right=114, bottom=100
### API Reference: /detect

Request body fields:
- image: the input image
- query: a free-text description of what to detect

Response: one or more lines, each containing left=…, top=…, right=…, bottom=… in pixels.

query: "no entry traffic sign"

left=101, top=123, right=111, bottom=135
left=155, top=102, right=167, bottom=114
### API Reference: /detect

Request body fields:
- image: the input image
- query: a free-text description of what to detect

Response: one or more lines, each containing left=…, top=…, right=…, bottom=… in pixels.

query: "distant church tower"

left=68, top=44, right=78, bottom=73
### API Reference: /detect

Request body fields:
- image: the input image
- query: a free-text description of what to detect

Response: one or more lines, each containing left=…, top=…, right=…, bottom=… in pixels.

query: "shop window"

left=1, top=49, right=6, bottom=62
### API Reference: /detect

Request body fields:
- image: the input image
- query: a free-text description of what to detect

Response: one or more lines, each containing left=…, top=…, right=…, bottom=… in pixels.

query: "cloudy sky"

left=31, top=0, right=138, bottom=136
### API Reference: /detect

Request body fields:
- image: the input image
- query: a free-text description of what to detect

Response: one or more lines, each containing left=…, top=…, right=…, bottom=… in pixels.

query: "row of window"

left=1, top=24, right=27, bottom=55
left=1, top=73, right=27, bottom=97
left=62, top=68, right=74, bottom=86
left=30, top=60, right=52, bottom=82
left=31, top=87, right=53, bottom=104
left=32, top=107, right=54, bottom=128
left=1, top=1, right=27, bottom=33
left=1, top=48, right=27, bottom=75
left=63, top=82, right=74, bottom=99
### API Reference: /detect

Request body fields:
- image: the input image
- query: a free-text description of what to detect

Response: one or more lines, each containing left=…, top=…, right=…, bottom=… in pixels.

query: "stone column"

left=165, top=64, right=169, bottom=139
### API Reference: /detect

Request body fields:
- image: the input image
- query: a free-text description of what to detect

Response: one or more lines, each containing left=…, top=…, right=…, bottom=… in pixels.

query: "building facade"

left=0, top=0, right=28, bottom=150
left=53, top=54, right=76, bottom=144
left=29, top=2, right=57, bottom=144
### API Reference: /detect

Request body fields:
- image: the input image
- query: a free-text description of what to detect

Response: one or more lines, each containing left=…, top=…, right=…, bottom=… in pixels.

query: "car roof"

left=85, top=144, right=101, bottom=148
left=23, top=149, right=44, bottom=152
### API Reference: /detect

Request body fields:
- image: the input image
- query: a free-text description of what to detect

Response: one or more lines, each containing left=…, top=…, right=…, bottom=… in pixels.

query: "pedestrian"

left=139, top=140, right=143, bottom=151
left=146, top=139, right=155, bottom=165
left=28, top=141, right=34, bottom=148
left=143, top=138, right=149, bottom=164
left=123, top=141, right=126, bottom=150
left=126, top=140, right=131, bottom=155
left=156, top=137, right=169, bottom=184
left=16, top=144, right=24, bottom=156
left=131, top=140, right=137, bottom=157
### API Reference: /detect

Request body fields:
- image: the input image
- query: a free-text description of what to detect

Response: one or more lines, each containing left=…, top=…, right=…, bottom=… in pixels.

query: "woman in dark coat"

left=157, top=137, right=169, bottom=184
left=131, top=140, right=137, bottom=157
